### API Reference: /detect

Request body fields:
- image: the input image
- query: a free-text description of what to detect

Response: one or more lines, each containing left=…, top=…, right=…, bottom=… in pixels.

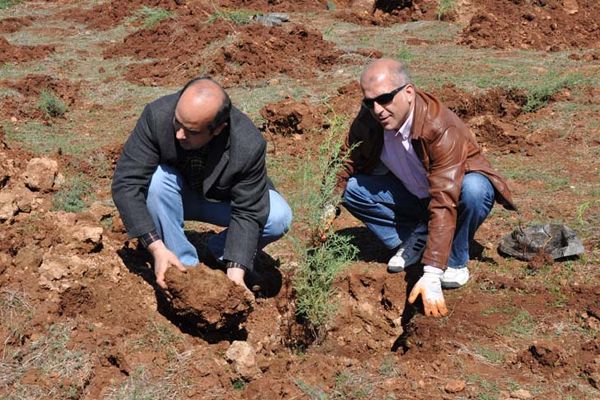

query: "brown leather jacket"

left=336, top=89, right=517, bottom=269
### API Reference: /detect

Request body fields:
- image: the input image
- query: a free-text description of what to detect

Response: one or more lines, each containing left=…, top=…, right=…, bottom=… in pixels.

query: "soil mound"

left=460, top=0, right=600, bottom=50
left=334, top=0, right=441, bottom=27
left=60, top=0, right=179, bottom=30
left=165, top=266, right=254, bottom=332
left=208, top=24, right=343, bottom=87
left=0, top=16, right=34, bottom=34
left=0, top=37, right=54, bottom=63
left=260, top=97, right=327, bottom=136
left=0, top=74, right=80, bottom=120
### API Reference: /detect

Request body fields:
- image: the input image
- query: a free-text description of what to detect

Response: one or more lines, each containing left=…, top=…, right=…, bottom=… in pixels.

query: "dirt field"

left=1, top=0, right=599, bottom=399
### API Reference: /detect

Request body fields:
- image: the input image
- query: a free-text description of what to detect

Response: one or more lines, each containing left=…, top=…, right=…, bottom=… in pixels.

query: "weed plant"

left=38, top=89, right=67, bottom=118
left=436, top=0, right=455, bottom=20
left=138, top=6, right=172, bottom=28
left=522, top=72, right=584, bottom=113
left=208, top=8, right=256, bottom=25
left=289, top=115, right=358, bottom=336
left=52, top=174, right=92, bottom=212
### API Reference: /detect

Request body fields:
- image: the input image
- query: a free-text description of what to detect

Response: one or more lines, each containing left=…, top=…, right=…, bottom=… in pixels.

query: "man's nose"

left=175, top=128, right=186, bottom=140
left=373, top=102, right=385, bottom=115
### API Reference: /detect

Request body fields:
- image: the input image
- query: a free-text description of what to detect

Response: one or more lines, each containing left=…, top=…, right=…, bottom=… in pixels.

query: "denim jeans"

left=343, top=172, right=495, bottom=268
left=146, top=164, right=292, bottom=266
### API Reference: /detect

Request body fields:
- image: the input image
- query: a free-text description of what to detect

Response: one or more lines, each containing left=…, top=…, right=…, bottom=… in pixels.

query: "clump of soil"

left=460, top=0, right=600, bottom=50
left=208, top=24, right=343, bottom=87
left=0, top=37, right=54, bottom=63
left=518, top=341, right=567, bottom=370
left=329, top=80, right=363, bottom=116
left=0, top=16, right=34, bottom=34
left=0, top=74, right=80, bottom=120
left=260, top=97, right=327, bottom=136
left=334, top=0, right=441, bottom=27
left=165, top=266, right=254, bottom=332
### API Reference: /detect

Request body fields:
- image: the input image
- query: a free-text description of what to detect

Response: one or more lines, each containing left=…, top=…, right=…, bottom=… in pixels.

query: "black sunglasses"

left=362, top=84, right=408, bottom=110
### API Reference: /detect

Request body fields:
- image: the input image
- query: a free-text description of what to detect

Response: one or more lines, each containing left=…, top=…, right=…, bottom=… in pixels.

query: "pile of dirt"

left=334, top=0, right=442, bottom=27
left=103, top=9, right=230, bottom=86
left=0, top=16, right=34, bottom=33
left=460, top=0, right=600, bottom=51
left=59, top=0, right=180, bottom=30
left=0, top=37, right=54, bottom=63
left=0, top=74, right=80, bottom=120
left=260, top=97, right=327, bottom=136
left=218, top=0, right=328, bottom=12
left=208, top=24, right=343, bottom=87
left=165, top=266, right=254, bottom=333
left=435, top=84, right=534, bottom=153
left=329, top=80, right=363, bottom=116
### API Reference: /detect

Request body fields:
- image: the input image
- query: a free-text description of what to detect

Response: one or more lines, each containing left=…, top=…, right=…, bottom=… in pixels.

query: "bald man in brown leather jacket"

left=333, top=59, right=516, bottom=317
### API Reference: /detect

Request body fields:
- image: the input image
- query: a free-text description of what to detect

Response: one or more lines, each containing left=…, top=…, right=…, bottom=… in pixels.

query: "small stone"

left=225, top=341, right=261, bottom=380
left=445, top=379, right=466, bottom=393
left=24, top=157, right=59, bottom=192
left=510, top=389, right=533, bottom=399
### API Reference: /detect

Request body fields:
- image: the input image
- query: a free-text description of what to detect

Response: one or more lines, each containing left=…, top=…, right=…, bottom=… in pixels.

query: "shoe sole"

left=387, top=265, right=405, bottom=273
left=441, top=279, right=468, bottom=289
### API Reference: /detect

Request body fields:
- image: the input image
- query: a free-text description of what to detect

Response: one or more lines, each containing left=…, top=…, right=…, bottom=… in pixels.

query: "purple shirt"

left=379, top=107, right=429, bottom=199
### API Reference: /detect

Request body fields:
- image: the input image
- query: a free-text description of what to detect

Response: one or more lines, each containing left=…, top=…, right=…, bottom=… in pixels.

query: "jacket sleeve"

left=223, top=140, right=269, bottom=270
left=421, top=125, right=468, bottom=268
left=111, top=105, right=161, bottom=238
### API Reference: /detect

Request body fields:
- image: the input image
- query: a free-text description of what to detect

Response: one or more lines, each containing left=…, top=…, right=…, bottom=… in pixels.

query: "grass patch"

left=52, top=174, right=93, bottom=213
left=208, top=8, right=256, bottom=25
left=0, top=322, right=93, bottom=398
left=137, top=6, right=173, bottom=28
left=0, top=0, right=21, bottom=9
left=475, top=346, right=505, bottom=364
left=38, top=89, right=67, bottom=118
left=436, top=0, right=455, bottom=20
left=498, top=309, right=536, bottom=338
left=522, top=72, right=585, bottom=113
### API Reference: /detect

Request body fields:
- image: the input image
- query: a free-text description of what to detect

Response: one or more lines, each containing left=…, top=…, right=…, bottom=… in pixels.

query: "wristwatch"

left=226, top=261, right=246, bottom=271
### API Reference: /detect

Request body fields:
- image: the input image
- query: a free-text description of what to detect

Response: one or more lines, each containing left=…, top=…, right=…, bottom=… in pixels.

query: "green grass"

left=475, top=346, right=505, bottom=364
left=522, top=72, right=585, bottom=113
left=498, top=309, right=536, bottom=338
left=207, top=8, right=256, bottom=25
left=38, top=89, right=67, bottom=118
left=52, top=174, right=93, bottom=213
left=0, top=0, right=21, bottom=9
left=436, top=0, right=455, bottom=20
left=137, top=6, right=173, bottom=28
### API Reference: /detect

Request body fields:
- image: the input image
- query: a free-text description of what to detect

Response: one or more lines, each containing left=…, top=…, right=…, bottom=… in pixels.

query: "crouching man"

left=330, top=59, right=516, bottom=316
left=112, top=77, right=292, bottom=291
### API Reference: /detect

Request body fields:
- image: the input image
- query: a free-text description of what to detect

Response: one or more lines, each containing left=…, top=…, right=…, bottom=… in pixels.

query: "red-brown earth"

left=1, top=0, right=599, bottom=399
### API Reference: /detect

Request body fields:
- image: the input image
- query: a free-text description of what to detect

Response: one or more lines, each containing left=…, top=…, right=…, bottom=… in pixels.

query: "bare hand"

left=408, top=266, right=448, bottom=318
left=147, top=240, right=187, bottom=289
left=226, top=267, right=250, bottom=292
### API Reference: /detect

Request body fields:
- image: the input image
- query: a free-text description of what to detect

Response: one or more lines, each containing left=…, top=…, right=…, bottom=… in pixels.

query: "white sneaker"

left=387, top=231, right=428, bottom=273
left=440, top=267, right=470, bottom=288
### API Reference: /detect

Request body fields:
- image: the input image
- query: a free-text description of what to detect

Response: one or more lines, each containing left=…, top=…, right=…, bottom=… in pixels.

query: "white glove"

left=408, top=265, right=448, bottom=318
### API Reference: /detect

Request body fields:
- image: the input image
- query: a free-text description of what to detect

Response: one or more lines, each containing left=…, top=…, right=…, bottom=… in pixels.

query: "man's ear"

left=212, top=122, right=228, bottom=137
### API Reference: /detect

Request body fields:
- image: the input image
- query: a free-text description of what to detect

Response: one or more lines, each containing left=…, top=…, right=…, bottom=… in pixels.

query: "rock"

left=0, top=252, right=11, bottom=274
left=445, top=379, right=466, bottom=393
left=350, top=0, right=375, bottom=12
left=14, top=246, right=43, bottom=270
left=563, top=0, right=578, bottom=14
left=13, top=186, right=35, bottom=213
left=510, top=389, right=533, bottom=399
left=39, top=252, right=86, bottom=293
left=0, top=191, right=19, bottom=223
left=225, top=341, right=261, bottom=380
left=24, top=157, right=58, bottom=192
left=87, top=201, right=113, bottom=223
left=68, top=224, right=103, bottom=253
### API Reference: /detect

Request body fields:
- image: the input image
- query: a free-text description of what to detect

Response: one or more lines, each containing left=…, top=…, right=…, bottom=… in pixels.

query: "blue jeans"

left=343, top=172, right=495, bottom=268
left=146, top=164, right=292, bottom=266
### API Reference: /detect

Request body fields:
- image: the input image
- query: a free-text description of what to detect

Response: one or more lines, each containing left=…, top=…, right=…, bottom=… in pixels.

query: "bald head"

left=176, top=78, right=229, bottom=130
left=360, top=58, right=411, bottom=90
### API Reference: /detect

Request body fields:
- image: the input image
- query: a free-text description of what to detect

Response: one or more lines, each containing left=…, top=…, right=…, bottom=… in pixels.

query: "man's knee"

left=461, top=173, right=494, bottom=209
left=266, top=191, right=292, bottom=237
left=147, top=165, right=181, bottom=207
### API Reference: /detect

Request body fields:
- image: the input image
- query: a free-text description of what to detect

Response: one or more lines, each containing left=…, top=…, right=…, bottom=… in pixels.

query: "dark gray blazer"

left=111, top=91, right=271, bottom=269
